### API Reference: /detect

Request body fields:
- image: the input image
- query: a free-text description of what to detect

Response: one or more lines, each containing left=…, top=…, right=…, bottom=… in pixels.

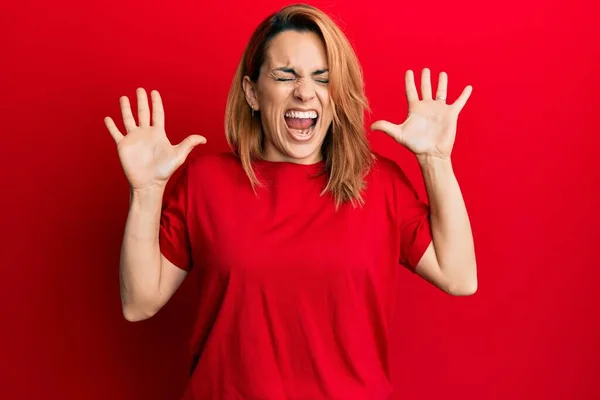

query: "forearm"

left=417, top=155, right=477, bottom=293
left=120, top=187, right=165, bottom=316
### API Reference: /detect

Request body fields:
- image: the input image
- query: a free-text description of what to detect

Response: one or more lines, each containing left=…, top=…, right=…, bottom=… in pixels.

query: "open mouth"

left=284, top=109, right=318, bottom=141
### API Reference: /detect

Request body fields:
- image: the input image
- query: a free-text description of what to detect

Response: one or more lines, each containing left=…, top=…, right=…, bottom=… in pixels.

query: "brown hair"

left=224, top=3, right=374, bottom=207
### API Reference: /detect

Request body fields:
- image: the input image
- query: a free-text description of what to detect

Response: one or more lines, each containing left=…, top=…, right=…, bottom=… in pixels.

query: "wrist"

left=416, top=154, right=453, bottom=170
left=130, top=185, right=165, bottom=207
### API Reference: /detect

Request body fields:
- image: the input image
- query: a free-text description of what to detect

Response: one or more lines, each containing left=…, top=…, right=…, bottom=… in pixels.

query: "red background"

left=1, top=0, right=599, bottom=399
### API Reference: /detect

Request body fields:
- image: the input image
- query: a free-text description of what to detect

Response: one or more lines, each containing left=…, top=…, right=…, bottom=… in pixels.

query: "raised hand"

left=104, top=88, right=206, bottom=190
left=371, top=68, right=472, bottom=160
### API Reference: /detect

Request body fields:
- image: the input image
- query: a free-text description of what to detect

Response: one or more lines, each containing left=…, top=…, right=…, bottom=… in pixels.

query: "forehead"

left=264, top=30, right=328, bottom=70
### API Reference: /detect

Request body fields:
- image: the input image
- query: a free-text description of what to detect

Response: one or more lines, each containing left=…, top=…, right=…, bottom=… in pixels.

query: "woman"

left=104, top=3, right=477, bottom=399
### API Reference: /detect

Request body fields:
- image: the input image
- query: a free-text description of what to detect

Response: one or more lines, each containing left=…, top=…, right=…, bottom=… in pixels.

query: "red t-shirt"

left=159, top=151, right=432, bottom=400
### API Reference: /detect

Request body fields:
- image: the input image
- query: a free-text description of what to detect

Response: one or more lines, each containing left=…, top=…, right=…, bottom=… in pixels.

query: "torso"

left=162, top=152, right=430, bottom=400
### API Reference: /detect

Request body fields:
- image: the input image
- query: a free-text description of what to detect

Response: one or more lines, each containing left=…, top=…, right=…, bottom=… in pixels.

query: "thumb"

left=370, top=120, right=400, bottom=140
left=175, top=134, right=207, bottom=163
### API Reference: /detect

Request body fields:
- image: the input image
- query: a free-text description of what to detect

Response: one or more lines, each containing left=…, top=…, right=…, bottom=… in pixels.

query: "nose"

left=293, top=79, right=316, bottom=102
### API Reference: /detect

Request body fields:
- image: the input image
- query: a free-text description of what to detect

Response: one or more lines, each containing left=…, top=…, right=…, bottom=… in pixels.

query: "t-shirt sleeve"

left=392, top=163, right=433, bottom=273
left=159, top=163, right=193, bottom=271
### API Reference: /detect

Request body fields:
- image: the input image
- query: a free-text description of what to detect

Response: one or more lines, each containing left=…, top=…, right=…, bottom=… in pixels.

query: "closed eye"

left=275, top=77, right=329, bottom=84
left=272, top=67, right=329, bottom=84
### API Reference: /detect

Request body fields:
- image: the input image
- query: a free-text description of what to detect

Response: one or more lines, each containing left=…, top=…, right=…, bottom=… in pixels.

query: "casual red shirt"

left=159, top=151, right=432, bottom=400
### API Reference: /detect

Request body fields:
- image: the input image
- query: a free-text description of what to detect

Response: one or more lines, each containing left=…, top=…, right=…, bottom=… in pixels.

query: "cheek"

left=318, top=90, right=332, bottom=117
left=259, top=84, right=290, bottom=108
left=317, top=86, right=330, bottom=104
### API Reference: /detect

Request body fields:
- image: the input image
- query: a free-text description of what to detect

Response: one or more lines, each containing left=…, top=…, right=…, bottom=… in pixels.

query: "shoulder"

left=184, top=151, right=243, bottom=180
left=180, top=150, right=251, bottom=193
left=366, top=152, right=422, bottom=204
left=167, top=151, right=242, bottom=191
left=369, top=152, right=411, bottom=186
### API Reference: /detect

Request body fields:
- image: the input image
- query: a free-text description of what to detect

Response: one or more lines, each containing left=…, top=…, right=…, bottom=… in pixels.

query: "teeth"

left=291, top=125, right=314, bottom=135
left=284, top=110, right=318, bottom=119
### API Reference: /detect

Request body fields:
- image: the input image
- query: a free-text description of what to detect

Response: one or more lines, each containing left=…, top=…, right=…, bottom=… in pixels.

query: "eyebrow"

left=273, top=67, right=329, bottom=76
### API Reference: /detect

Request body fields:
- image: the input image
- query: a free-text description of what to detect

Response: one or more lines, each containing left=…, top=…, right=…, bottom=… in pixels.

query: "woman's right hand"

left=104, top=88, right=206, bottom=191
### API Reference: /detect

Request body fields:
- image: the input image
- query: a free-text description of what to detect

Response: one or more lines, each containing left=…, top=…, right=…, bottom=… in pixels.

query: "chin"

left=265, top=131, right=324, bottom=164
left=281, top=144, right=323, bottom=164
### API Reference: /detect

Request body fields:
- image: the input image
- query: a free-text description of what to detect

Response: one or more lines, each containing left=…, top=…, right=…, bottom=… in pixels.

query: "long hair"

left=224, top=3, right=374, bottom=208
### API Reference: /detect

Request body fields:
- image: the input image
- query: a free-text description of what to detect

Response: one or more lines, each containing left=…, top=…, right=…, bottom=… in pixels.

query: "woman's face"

left=243, top=30, right=333, bottom=164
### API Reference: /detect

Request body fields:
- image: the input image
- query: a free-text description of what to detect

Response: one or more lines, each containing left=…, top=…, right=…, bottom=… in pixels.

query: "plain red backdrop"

left=1, top=0, right=599, bottom=398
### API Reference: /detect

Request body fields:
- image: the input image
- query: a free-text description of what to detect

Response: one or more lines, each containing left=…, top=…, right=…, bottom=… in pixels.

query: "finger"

left=120, top=96, right=137, bottom=132
left=175, top=134, right=207, bottom=163
left=370, top=120, right=400, bottom=140
left=421, top=68, right=432, bottom=100
left=450, top=85, right=473, bottom=114
left=104, top=116, right=124, bottom=144
left=151, top=90, right=165, bottom=127
left=435, top=71, right=448, bottom=102
left=137, top=88, right=150, bottom=127
left=405, top=70, right=419, bottom=103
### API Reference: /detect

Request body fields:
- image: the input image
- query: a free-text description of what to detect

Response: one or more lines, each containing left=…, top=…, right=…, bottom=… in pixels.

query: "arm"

left=370, top=68, right=477, bottom=296
left=120, top=187, right=187, bottom=321
left=413, top=155, right=477, bottom=296
left=104, top=87, right=205, bottom=322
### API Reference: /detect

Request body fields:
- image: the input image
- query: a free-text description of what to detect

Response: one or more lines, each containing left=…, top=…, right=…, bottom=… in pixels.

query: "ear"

left=242, top=76, right=260, bottom=111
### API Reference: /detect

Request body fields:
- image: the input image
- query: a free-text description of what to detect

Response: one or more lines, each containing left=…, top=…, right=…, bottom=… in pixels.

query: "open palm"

left=371, top=68, right=472, bottom=160
left=104, top=88, right=206, bottom=190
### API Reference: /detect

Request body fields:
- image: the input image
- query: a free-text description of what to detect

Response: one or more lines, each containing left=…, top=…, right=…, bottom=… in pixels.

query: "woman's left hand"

left=370, top=68, right=472, bottom=160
